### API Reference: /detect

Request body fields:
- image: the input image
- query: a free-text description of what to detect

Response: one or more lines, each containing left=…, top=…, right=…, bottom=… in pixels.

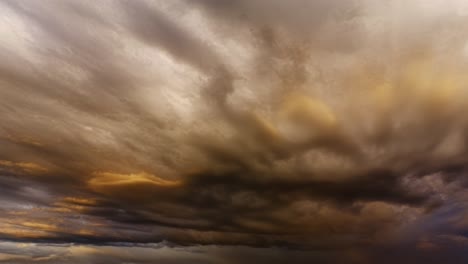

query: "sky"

left=2, top=0, right=468, bottom=263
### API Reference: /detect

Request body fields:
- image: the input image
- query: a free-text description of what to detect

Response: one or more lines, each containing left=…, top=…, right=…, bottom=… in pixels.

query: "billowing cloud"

left=2, top=0, right=468, bottom=263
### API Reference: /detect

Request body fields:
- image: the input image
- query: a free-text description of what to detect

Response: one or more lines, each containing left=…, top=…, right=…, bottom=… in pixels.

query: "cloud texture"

left=2, top=0, right=468, bottom=262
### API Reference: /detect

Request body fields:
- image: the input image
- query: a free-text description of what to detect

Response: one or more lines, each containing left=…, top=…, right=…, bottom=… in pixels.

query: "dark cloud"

left=2, top=0, right=468, bottom=263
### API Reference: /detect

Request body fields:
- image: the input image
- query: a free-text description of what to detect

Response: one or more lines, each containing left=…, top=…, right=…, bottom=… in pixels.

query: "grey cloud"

left=2, top=0, right=468, bottom=263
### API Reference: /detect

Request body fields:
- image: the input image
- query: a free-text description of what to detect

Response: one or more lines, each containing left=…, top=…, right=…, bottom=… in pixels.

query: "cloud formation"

left=2, top=0, right=468, bottom=262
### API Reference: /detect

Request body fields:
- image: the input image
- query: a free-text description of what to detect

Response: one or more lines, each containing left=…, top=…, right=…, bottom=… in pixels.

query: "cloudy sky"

left=2, top=0, right=468, bottom=263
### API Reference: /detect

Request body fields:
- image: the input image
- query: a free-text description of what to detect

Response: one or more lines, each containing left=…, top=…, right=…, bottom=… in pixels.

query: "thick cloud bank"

left=2, top=0, right=468, bottom=263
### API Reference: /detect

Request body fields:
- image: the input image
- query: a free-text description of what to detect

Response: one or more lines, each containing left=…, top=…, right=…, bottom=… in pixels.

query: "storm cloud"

left=2, top=0, right=468, bottom=263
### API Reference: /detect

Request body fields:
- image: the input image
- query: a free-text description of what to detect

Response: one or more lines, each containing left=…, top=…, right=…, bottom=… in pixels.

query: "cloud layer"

left=2, top=0, right=468, bottom=262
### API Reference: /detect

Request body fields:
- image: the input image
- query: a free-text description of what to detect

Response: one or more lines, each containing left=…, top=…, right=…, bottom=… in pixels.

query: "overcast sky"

left=2, top=0, right=468, bottom=263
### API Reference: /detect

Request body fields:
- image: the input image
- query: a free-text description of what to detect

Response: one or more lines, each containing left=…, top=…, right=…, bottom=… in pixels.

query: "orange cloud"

left=0, top=160, right=48, bottom=173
